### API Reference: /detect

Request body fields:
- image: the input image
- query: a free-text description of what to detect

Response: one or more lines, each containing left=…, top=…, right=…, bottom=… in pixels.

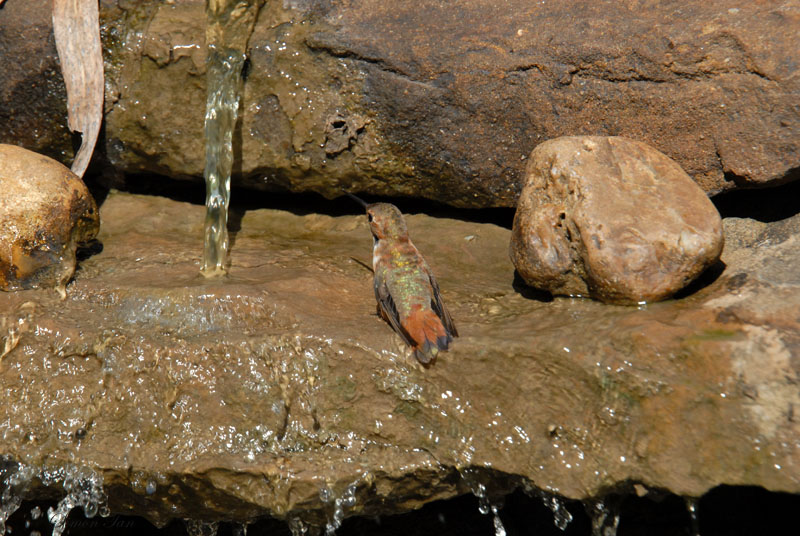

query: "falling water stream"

left=543, top=493, right=574, bottom=530
left=200, top=0, right=262, bottom=276
left=685, top=497, right=701, bottom=536
left=588, top=499, right=620, bottom=536
left=460, top=470, right=507, bottom=536
left=201, top=44, right=245, bottom=277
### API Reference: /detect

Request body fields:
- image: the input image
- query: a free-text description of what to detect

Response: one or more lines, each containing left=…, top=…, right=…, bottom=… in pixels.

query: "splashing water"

left=588, top=499, right=620, bottom=536
left=201, top=44, right=245, bottom=277
left=1, top=462, right=108, bottom=536
left=43, top=465, right=110, bottom=536
left=185, top=520, right=220, bottom=536
left=1, top=460, right=36, bottom=535
left=288, top=516, right=308, bottom=536
left=544, top=494, right=574, bottom=531
left=685, top=497, right=701, bottom=536
left=459, top=470, right=506, bottom=536
left=0, top=463, right=108, bottom=536
left=321, top=483, right=358, bottom=535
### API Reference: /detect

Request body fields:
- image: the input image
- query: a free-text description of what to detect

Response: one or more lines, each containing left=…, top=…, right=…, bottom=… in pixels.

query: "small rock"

left=510, top=136, right=723, bottom=304
left=0, top=144, right=99, bottom=295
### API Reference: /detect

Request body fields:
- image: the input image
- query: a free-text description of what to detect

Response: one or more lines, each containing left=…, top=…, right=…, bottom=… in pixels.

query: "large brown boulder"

left=1, top=0, right=798, bottom=207
left=510, top=136, right=724, bottom=304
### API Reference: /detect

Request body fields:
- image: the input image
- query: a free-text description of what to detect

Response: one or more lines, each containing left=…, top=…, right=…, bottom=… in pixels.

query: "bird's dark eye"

left=367, top=213, right=373, bottom=222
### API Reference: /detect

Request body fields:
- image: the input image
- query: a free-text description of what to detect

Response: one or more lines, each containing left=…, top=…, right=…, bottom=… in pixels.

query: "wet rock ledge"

left=1, top=191, right=799, bottom=528
left=2, top=0, right=798, bottom=206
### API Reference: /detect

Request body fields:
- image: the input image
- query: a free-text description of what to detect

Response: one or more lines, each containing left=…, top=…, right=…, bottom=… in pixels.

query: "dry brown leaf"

left=52, top=0, right=104, bottom=179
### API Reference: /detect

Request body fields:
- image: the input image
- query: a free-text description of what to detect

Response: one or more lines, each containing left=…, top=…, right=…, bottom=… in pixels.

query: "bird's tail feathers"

left=406, top=308, right=452, bottom=364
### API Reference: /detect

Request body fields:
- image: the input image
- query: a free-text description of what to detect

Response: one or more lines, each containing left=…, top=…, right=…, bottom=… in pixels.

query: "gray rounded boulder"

left=510, top=136, right=724, bottom=304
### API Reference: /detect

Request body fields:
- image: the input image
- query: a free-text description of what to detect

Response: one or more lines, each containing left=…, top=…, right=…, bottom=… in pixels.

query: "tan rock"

left=2, top=0, right=799, bottom=207
left=0, top=191, right=798, bottom=526
left=510, top=136, right=723, bottom=304
left=0, top=144, right=99, bottom=295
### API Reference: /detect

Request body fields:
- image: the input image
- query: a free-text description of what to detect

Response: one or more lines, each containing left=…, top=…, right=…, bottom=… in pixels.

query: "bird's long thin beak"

left=341, top=190, right=369, bottom=209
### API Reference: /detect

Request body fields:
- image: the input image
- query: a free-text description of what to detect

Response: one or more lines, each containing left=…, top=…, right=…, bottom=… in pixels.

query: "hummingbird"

left=344, top=192, right=458, bottom=364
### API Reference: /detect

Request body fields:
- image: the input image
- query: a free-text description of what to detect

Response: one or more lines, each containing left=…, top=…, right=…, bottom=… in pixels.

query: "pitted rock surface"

left=510, top=136, right=724, bottom=304
left=1, top=0, right=799, bottom=206
left=0, top=144, right=99, bottom=294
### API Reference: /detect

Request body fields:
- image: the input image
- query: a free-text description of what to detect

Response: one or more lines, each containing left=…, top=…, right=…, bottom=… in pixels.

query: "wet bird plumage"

left=353, top=199, right=457, bottom=364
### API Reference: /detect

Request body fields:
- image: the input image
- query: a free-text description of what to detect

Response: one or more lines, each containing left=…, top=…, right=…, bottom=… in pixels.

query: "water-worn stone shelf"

left=2, top=0, right=798, bottom=206
left=0, top=191, right=798, bottom=527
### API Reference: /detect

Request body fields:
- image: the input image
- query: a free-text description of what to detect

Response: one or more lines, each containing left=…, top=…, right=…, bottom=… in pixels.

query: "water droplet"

left=684, top=497, right=700, bottom=536
left=319, top=486, right=333, bottom=503
left=185, top=520, right=219, bottom=536
left=491, top=505, right=506, bottom=536
left=231, top=522, right=248, bottom=536
left=460, top=470, right=505, bottom=534
left=341, top=485, right=357, bottom=508
left=288, top=517, right=307, bottom=536
left=587, top=500, right=620, bottom=536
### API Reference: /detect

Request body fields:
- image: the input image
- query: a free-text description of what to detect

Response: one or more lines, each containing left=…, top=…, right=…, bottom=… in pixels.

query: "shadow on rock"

left=512, top=270, right=554, bottom=302
left=76, top=239, right=104, bottom=262
left=672, top=260, right=727, bottom=300
left=713, top=171, right=800, bottom=223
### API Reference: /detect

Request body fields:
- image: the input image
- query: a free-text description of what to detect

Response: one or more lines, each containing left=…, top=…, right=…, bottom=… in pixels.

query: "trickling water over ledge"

left=0, top=460, right=109, bottom=536
left=2, top=477, right=800, bottom=536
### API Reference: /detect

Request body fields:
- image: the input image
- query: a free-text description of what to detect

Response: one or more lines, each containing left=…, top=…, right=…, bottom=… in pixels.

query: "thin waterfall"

left=201, top=0, right=263, bottom=276
left=201, top=44, right=245, bottom=276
